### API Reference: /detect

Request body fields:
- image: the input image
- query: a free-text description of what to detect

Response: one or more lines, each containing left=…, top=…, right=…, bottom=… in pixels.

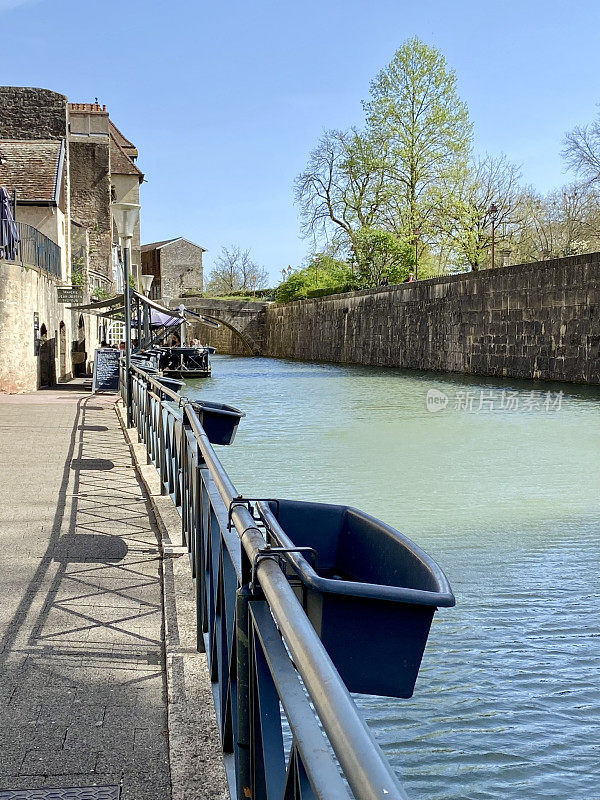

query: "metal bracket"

left=250, top=544, right=317, bottom=594
left=227, top=497, right=280, bottom=531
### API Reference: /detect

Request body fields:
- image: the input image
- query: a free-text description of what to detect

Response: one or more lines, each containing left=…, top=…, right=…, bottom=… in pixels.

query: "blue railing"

left=15, top=221, right=61, bottom=277
left=124, top=363, right=452, bottom=800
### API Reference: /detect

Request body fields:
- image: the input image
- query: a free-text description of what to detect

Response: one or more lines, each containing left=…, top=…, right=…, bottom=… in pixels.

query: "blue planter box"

left=156, top=375, right=186, bottom=394
left=191, top=400, right=245, bottom=445
left=257, top=499, right=454, bottom=698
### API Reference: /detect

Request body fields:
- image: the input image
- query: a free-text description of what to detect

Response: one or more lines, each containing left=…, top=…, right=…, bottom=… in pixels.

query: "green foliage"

left=365, top=37, right=472, bottom=237
left=295, top=38, right=473, bottom=275
left=353, top=228, right=413, bottom=286
left=294, top=37, right=600, bottom=275
left=275, top=254, right=355, bottom=302
left=433, top=155, right=523, bottom=270
left=129, top=274, right=137, bottom=290
left=92, top=286, right=111, bottom=301
left=71, top=269, right=84, bottom=287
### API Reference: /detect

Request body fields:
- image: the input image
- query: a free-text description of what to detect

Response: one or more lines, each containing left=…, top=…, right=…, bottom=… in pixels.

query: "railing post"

left=236, top=584, right=253, bottom=800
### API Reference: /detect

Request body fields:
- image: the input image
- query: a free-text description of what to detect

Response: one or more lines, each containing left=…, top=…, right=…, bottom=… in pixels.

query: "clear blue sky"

left=2, top=0, right=599, bottom=282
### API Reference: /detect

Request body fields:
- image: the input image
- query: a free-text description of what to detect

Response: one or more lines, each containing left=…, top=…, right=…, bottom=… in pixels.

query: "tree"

left=563, top=112, right=600, bottom=184
left=515, top=183, right=600, bottom=261
left=353, top=228, right=413, bottom=286
left=275, top=253, right=354, bottom=302
left=206, top=245, right=269, bottom=295
left=295, top=128, right=389, bottom=249
left=364, top=38, right=472, bottom=239
left=434, top=154, right=523, bottom=269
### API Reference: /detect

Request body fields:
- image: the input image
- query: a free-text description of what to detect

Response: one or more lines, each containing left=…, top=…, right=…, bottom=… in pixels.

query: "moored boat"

left=156, top=345, right=212, bottom=378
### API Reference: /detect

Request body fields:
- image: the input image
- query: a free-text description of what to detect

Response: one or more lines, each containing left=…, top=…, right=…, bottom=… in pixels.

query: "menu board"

left=92, top=347, right=120, bottom=393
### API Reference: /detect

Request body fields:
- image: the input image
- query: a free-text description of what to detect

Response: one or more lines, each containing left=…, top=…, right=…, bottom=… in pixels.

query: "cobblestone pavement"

left=0, top=383, right=171, bottom=800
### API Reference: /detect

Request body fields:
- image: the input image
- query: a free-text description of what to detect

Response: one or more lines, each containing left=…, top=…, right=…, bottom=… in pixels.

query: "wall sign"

left=57, top=286, right=84, bottom=304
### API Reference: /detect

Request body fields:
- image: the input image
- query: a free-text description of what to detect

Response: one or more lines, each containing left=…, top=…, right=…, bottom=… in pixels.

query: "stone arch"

left=73, top=314, right=87, bottom=377
left=192, top=313, right=261, bottom=356
left=38, top=324, right=55, bottom=387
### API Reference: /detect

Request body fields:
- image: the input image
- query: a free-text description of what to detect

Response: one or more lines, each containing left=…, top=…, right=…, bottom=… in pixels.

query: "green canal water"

left=187, top=355, right=600, bottom=800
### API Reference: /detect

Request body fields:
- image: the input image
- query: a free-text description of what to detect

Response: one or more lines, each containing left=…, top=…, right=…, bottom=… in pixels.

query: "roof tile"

left=0, top=139, right=62, bottom=202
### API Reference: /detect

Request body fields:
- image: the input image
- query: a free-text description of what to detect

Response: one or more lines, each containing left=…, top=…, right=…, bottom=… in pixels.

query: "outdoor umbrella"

left=0, top=187, right=20, bottom=261
left=138, top=308, right=183, bottom=328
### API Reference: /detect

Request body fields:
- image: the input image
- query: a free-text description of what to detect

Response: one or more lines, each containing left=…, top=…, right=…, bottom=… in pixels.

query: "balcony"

left=0, top=222, right=61, bottom=278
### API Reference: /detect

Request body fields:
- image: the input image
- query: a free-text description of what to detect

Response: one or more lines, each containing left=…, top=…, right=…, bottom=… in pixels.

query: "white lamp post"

left=111, top=202, right=140, bottom=426
left=140, top=274, right=154, bottom=348
left=140, top=274, right=153, bottom=296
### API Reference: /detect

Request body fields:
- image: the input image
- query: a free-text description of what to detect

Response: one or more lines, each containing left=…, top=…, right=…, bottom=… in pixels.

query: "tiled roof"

left=141, top=238, right=179, bottom=252
left=109, top=120, right=138, bottom=159
left=109, top=132, right=143, bottom=179
left=141, top=237, right=206, bottom=252
left=0, top=139, right=63, bottom=203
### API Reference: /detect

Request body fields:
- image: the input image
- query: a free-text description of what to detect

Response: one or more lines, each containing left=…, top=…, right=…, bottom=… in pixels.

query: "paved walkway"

left=0, top=382, right=171, bottom=799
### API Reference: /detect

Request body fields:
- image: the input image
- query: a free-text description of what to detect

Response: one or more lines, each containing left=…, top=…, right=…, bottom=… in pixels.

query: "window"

left=107, top=321, right=125, bottom=346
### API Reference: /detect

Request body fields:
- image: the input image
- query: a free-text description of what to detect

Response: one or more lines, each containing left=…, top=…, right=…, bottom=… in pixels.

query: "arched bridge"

left=179, top=297, right=269, bottom=355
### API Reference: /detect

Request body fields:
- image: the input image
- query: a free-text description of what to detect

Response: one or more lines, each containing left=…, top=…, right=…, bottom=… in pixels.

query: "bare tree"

left=206, top=245, right=269, bottom=295
left=563, top=115, right=600, bottom=184
left=434, top=153, right=523, bottom=269
left=295, top=128, right=390, bottom=250
left=516, top=183, right=600, bottom=261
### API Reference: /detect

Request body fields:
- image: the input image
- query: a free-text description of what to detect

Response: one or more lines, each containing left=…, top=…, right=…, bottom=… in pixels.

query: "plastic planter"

left=256, top=498, right=455, bottom=698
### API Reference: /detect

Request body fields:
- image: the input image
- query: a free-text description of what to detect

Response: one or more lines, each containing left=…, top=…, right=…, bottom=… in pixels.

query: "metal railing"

left=124, top=363, right=412, bottom=800
left=15, top=222, right=61, bottom=277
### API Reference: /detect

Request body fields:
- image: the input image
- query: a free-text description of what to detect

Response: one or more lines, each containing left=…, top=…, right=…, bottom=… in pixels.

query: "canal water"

left=187, top=355, right=600, bottom=800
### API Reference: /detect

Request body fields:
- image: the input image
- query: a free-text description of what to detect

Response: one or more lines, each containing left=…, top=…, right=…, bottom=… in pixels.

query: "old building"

left=0, top=138, right=68, bottom=276
left=141, top=238, right=204, bottom=303
left=0, top=86, right=143, bottom=391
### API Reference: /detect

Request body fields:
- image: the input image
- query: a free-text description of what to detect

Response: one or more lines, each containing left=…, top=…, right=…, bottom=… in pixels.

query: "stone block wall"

left=69, top=141, right=112, bottom=282
left=160, top=240, right=203, bottom=302
left=0, top=87, right=67, bottom=140
left=264, top=254, right=600, bottom=384
left=0, top=261, right=71, bottom=392
left=188, top=320, right=252, bottom=355
left=179, top=298, right=268, bottom=356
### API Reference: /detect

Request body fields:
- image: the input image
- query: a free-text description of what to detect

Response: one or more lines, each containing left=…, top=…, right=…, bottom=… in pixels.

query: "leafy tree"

left=364, top=37, right=472, bottom=238
left=295, top=38, right=473, bottom=275
left=353, top=228, right=413, bottom=285
left=206, top=245, right=269, bottom=295
left=275, top=254, right=354, bottom=302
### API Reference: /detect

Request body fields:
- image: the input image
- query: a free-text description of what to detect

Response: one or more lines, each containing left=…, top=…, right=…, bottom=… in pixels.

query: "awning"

left=132, top=309, right=183, bottom=328
left=68, top=292, right=185, bottom=323
left=68, top=292, right=219, bottom=330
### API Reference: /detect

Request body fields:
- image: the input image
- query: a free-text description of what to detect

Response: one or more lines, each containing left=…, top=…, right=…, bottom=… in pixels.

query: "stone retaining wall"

left=263, top=254, right=600, bottom=384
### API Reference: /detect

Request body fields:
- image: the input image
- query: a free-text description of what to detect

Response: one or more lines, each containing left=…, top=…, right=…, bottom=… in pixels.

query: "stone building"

left=68, top=103, right=144, bottom=291
left=0, top=138, right=68, bottom=276
left=0, top=86, right=142, bottom=391
left=141, top=238, right=204, bottom=304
